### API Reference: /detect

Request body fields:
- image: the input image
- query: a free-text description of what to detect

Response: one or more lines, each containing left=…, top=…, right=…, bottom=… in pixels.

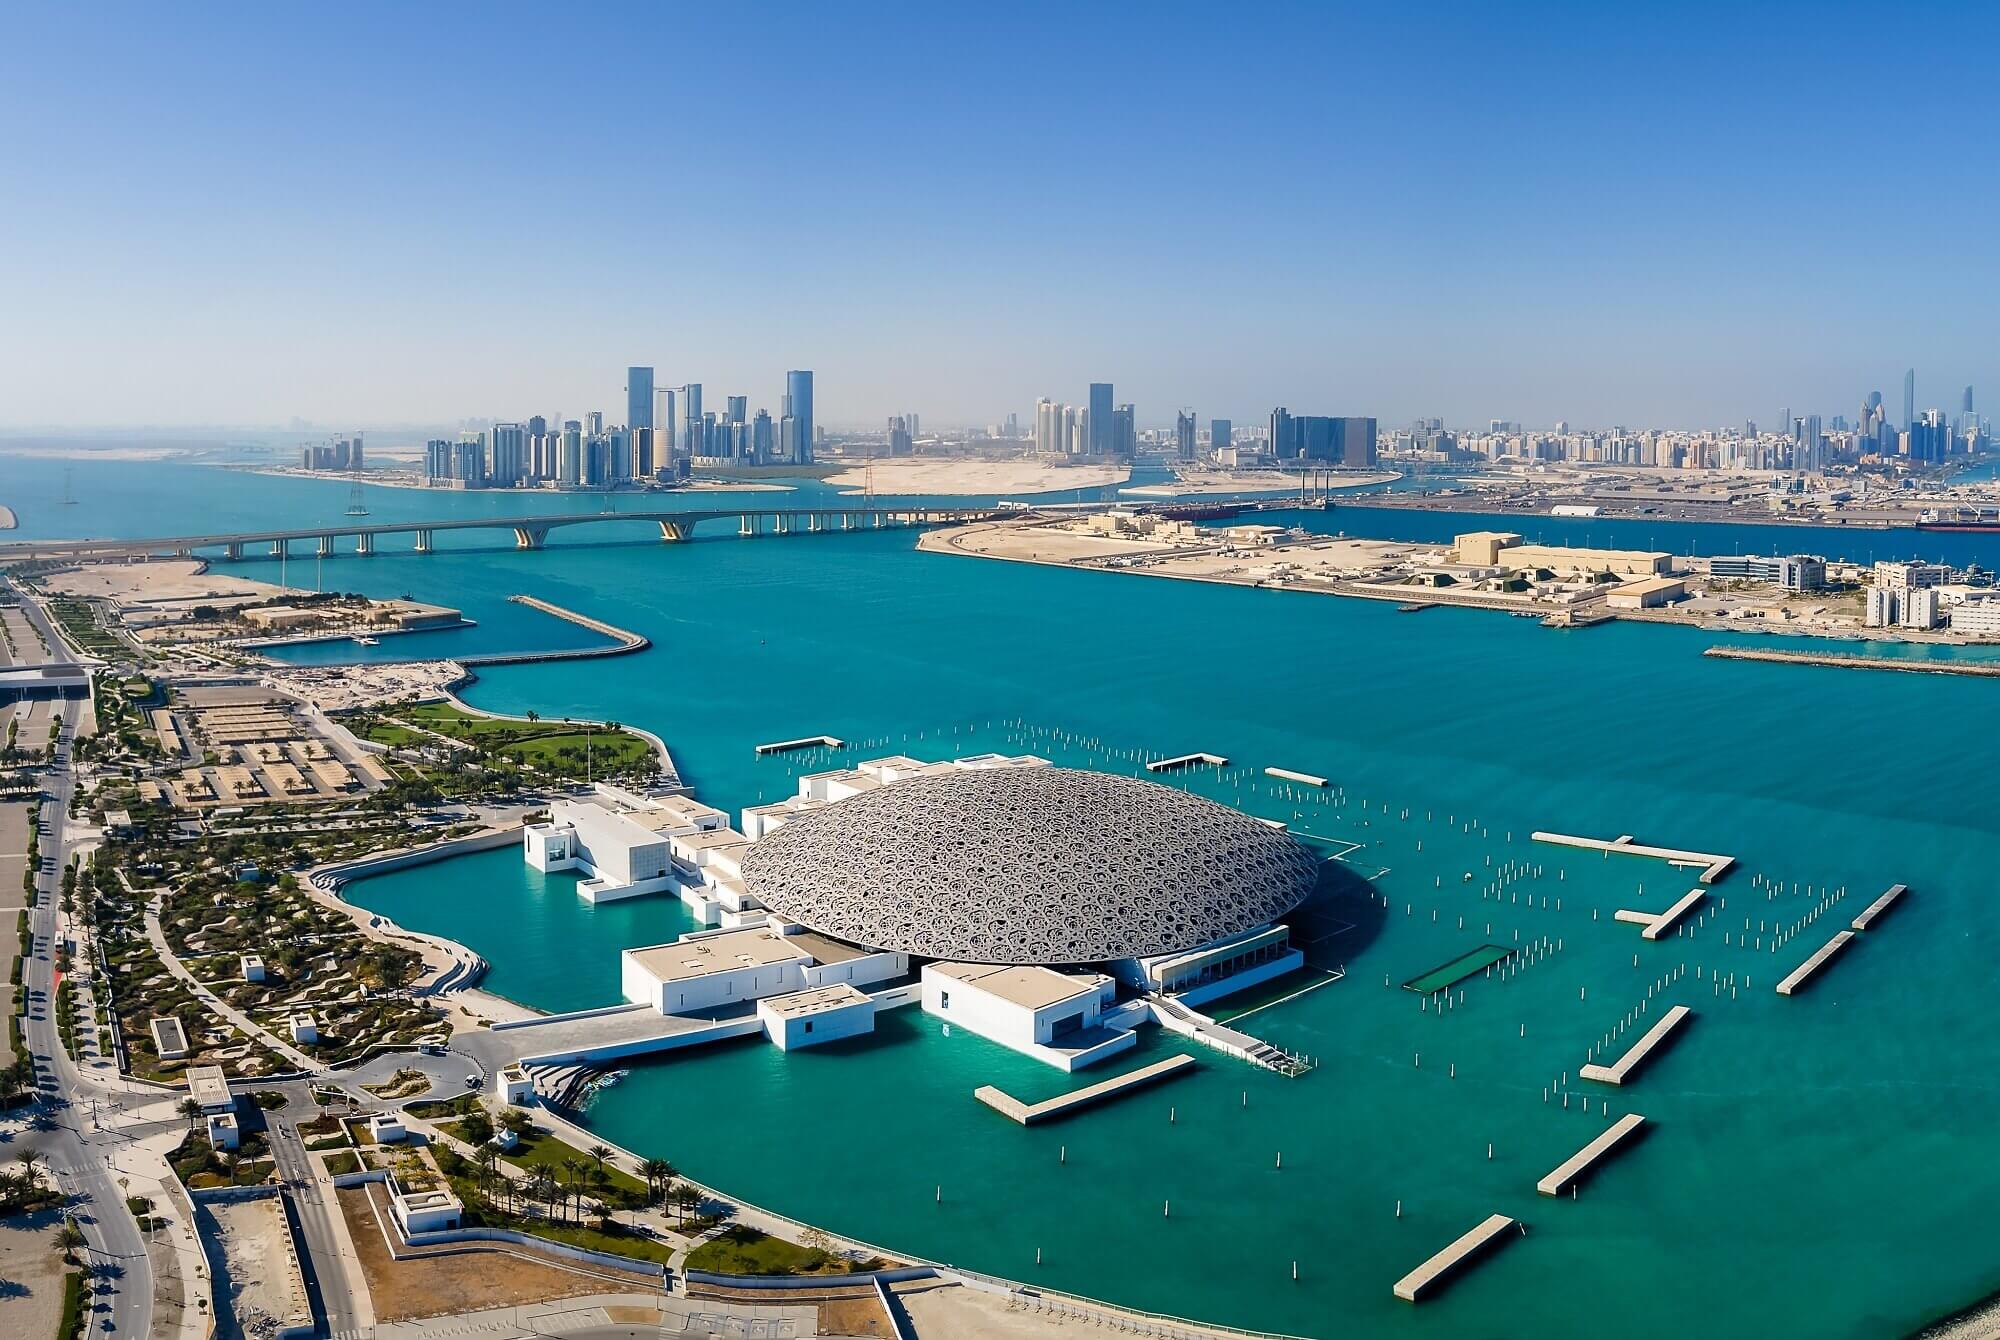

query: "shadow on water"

left=1292, top=858, right=1388, bottom=969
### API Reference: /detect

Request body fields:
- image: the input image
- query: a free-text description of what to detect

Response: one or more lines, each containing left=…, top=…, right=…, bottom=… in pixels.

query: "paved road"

left=15, top=698, right=155, bottom=1339
left=263, top=1081, right=369, bottom=1337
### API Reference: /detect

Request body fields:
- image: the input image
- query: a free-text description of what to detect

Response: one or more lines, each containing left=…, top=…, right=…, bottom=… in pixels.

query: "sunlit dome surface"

left=739, top=766, right=1320, bottom=963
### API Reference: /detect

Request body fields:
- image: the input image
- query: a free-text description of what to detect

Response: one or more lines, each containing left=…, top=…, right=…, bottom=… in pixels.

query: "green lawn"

left=684, top=1225, right=841, bottom=1276
left=495, top=1128, right=648, bottom=1197
left=58, top=1269, right=89, bottom=1340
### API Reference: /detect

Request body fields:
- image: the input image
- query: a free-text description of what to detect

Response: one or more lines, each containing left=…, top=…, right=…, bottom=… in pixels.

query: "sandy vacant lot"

left=200, top=1195, right=311, bottom=1339
left=894, top=1279, right=1249, bottom=1338
left=0, top=1213, right=73, bottom=1340
left=337, top=1185, right=658, bottom=1322
left=41, top=559, right=300, bottom=606
left=825, top=458, right=1128, bottom=496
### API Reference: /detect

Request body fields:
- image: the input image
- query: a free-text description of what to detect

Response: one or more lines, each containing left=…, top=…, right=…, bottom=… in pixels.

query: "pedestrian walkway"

left=141, top=895, right=321, bottom=1070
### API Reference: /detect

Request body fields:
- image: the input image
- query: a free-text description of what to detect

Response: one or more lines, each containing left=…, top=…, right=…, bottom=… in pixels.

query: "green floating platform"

left=1403, top=945, right=1515, bottom=994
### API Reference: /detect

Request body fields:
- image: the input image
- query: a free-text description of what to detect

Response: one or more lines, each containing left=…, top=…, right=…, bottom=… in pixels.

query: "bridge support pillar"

left=356, top=532, right=375, bottom=556
left=513, top=526, right=545, bottom=550
left=269, top=540, right=287, bottom=559
left=414, top=529, right=433, bottom=554
left=738, top=515, right=757, bottom=537
left=317, top=535, right=335, bottom=558
left=774, top=514, right=792, bottom=535
left=657, top=520, right=688, bottom=542
left=223, top=541, right=243, bottom=561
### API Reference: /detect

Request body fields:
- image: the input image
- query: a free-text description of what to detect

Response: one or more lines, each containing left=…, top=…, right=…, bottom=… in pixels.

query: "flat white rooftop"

left=929, top=961, right=1101, bottom=1011
left=759, top=983, right=871, bottom=1018
left=625, top=927, right=810, bottom=983
left=186, top=1064, right=232, bottom=1112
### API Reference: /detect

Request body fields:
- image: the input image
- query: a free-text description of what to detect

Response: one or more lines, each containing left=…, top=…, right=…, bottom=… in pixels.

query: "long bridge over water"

left=0, top=505, right=1005, bottom=561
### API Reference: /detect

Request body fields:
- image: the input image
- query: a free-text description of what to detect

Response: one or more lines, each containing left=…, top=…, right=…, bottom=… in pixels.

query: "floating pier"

left=1851, top=883, right=1907, bottom=932
left=1403, top=945, right=1513, bottom=994
left=1611, top=909, right=1658, bottom=927
left=1265, top=766, right=1329, bottom=787
left=1393, top=1214, right=1520, bottom=1303
left=755, top=734, right=846, bottom=755
left=1580, top=1006, right=1691, bottom=1085
left=1531, top=831, right=1736, bottom=884
left=1640, top=889, right=1707, bottom=941
left=1776, top=931, right=1857, bottom=996
left=1537, top=1114, right=1648, bottom=1196
left=974, top=1054, right=1197, bottom=1125
left=1146, top=752, right=1228, bottom=773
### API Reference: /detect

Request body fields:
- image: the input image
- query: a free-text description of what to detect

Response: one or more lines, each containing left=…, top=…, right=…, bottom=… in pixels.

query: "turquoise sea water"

left=12, top=453, right=2000, bottom=1337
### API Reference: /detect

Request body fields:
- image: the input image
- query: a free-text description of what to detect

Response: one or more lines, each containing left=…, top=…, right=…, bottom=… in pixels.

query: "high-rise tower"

left=786, top=370, right=814, bottom=464
left=1088, top=383, right=1114, bottom=455
left=626, top=367, right=654, bottom=431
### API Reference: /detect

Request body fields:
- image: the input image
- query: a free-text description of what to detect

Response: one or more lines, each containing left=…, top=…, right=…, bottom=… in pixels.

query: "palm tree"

left=177, top=1098, right=202, bottom=1130
left=524, top=710, right=539, bottom=724
left=639, top=1157, right=672, bottom=1204
left=677, top=1183, right=701, bottom=1224
left=55, top=1216, right=86, bottom=1264
left=560, top=1157, right=585, bottom=1223
left=16, top=1149, right=42, bottom=1190
left=586, top=1143, right=613, bottom=1182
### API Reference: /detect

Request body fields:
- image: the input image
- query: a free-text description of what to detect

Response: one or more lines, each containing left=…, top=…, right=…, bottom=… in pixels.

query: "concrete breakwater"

left=455, top=593, right=651, bottom=666
left=1704, top=646, right=2000, bottom=677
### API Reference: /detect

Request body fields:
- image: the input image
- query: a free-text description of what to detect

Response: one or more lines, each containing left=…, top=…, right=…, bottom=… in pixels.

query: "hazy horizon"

left=4, top=3, right=1996, bottom=431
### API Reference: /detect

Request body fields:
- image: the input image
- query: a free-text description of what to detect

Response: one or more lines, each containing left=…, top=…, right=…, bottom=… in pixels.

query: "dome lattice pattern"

left=740, top=766, right=1320, bottom=963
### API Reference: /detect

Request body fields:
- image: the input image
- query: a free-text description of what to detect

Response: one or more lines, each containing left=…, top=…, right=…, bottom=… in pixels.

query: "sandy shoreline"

left=1123, top=468, right=1401, bottom=497
left=824, top=457, right=1128, bottom=496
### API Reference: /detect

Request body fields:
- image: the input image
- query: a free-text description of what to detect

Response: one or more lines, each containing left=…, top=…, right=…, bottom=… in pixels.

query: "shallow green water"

left=16, top=455, right=2000, bottom=1337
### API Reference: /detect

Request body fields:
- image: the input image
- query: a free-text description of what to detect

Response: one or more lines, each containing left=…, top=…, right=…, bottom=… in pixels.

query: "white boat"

left=354, top=635, right=379, bottom=646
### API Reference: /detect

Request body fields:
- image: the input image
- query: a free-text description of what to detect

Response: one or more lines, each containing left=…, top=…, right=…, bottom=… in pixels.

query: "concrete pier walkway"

left=1641, top=889, right=1708, bottom=940
left=1777, top=930, right=1857, bottom=996
left=1581, top=1006, right=1691, bottom=1085
left=1393, top=1214, right=1519, bottom=1302
left=975, top=1054, right=1197, bottom=1125
left=1852, top=883, right=1908, bottom=931
left=1147, top=751, right=1228, bottom=772
left=1532, top=830, right=1736, bottom=883
left=1537, top=1114, right=1648, bottom=1196
left=755, top=734, right=845, bottom=755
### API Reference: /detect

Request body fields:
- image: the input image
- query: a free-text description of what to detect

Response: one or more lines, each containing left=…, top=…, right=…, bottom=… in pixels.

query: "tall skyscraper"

left=681, top=384, right=703, bottom=458
left=1904, top=369, right=1916, bottom=431
left=1034, top=399, right=1060, bottom=455
left=559, top=421, right=583, bottom=486
left=1268, top=407, right=1295, bottom=457
left=726, top=395, right=748, bottom=424
left=585, top=410, right=603, bottom=436
left=1176, top=409, right=1197, bottom=461
left=1112, top=404, right=1136, bottom=457
left=1211, top=418, right=1231, bottom=454
left=786, top=370, right=814, bottom=464
left=1088, top=383, right=1114, bottom=455
left=490, top=422, right=526, bottom=485
left=626, top=367, right=654, bottom=431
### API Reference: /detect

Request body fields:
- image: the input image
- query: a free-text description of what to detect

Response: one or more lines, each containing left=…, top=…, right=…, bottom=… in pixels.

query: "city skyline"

left=3, top=4, right=1999, bottom=430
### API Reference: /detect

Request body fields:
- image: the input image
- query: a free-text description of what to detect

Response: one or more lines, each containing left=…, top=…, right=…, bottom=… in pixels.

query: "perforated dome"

left=739, top=766, right=1318, bottom=963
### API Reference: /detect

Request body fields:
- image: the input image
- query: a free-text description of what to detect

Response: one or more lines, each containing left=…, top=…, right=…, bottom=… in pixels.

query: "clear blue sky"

left=3, top=1, right=1996, bottom=431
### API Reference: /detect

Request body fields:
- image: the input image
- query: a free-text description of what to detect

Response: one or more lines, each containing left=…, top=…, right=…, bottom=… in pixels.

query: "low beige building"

left=1606, top=576, right=1688, bottom=609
